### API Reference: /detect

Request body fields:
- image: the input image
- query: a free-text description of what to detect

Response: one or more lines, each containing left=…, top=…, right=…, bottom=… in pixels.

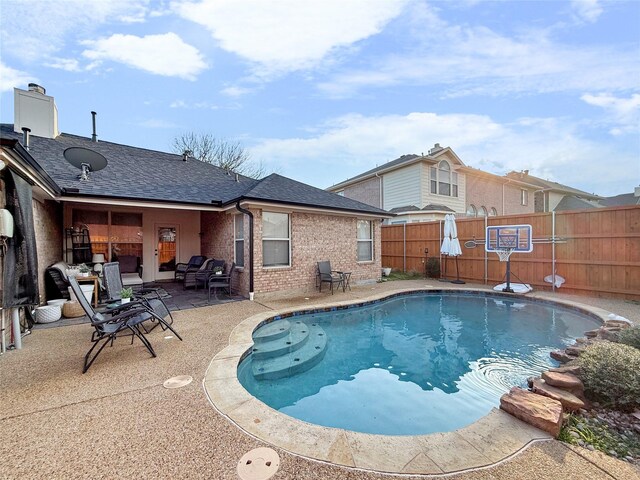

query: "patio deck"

left=2, top=280, right=638, bottom=479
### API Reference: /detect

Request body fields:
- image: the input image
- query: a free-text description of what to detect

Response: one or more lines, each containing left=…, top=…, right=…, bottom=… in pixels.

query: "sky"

left=1, top=0, right=638, bottom=196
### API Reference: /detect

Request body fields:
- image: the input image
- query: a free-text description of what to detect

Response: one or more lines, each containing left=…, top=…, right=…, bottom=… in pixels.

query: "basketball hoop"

left=496, top=248, right=513, bottom=262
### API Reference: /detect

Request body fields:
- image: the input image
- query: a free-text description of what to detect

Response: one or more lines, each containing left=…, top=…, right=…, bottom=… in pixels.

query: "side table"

left=76, top=275, right=100, bottom=308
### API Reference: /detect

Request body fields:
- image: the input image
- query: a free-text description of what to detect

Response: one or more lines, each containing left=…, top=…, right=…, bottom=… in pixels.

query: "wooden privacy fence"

left=381, top=205, right=640, bottom=300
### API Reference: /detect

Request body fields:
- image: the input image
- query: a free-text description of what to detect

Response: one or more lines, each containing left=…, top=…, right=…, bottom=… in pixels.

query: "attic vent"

left=182, top=150, right=191, bottom=162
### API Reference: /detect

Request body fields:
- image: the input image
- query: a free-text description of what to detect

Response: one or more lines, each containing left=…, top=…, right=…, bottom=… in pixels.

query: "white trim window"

left=430, top=161, right=458, bottom=197
left=489, top=207, right=498, bottom=217
left=234, top=214, right=244, bottom=267
left=479, top=206, right=488, bottom=217
left=357, top=220, right=373, bottom=262
left=521, top=189, right=529, bottom=206
left=262, top=212, right=290, bottom=267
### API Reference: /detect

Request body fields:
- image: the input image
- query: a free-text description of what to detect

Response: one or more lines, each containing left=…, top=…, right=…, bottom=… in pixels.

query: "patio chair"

left=69, top=276, right=157, bottom=373
left=102, top=262, right=181, bottom=340
left=317, top=261, right=344, bottom=294
left=208, top=262, right=236, bottom=302
left=194, top=259, right=225, bottom=289
left=174, top=255, right=207, bottom=281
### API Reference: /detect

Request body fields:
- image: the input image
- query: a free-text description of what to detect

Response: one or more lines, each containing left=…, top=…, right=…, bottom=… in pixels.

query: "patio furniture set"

left=316, top=261, right=351, bottom=294
left=175, top=256, right=237, bottom=301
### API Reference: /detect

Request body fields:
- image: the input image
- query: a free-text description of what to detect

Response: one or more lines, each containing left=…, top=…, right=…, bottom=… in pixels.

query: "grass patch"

left=380, top=271, right=424, bottom=282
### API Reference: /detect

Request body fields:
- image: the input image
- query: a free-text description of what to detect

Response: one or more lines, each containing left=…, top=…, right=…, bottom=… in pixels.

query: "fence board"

left=381, top=205, right=640, bottom=300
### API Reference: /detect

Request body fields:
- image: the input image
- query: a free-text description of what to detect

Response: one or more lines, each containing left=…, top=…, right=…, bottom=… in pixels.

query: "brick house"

left=328, top=144, right=538, bottom=223
left=0, top=84, right=390, bottom=308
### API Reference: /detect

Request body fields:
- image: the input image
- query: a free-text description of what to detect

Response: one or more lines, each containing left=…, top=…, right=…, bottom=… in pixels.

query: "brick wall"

left=33, top=198, right=63, bottom=302
left=465, top=174, right=535, bottom=215
left=253, top=210, right=382, bottom=296
left=344, top=176, right=381, bottom=209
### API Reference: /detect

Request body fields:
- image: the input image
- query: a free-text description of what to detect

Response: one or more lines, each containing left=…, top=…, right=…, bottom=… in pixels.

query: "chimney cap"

left=28, top=83, right=46, bottom=95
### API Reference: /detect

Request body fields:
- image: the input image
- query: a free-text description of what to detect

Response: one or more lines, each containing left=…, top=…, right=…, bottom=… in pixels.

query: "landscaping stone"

left=549, top=365, right=582, bottom=376
left=565, top=345, right=586, bottom=356
left=605, top=319, right=633, bottom=328
left=550, top=350, right=573, bottom=363
left=584, top=329, right=599, bottom=338
left=542, top=371, right=583, bottom=390
left=531, top=378, right=585, bottom=412
left=500, top=387, right=563, bottom=437
left=598, top=327, right=621, bottom=342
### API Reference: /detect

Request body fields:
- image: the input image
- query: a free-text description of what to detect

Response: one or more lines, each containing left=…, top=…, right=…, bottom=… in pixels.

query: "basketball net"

left=496, top=248, right=514, bottom=262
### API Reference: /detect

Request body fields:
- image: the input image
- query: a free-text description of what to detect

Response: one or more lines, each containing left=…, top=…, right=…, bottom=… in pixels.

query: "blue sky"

left=1, top=0, right=638, bottom=196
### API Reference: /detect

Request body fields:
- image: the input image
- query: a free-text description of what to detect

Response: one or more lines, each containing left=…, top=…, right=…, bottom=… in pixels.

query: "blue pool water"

left=237, top=292, right=600, bottom=435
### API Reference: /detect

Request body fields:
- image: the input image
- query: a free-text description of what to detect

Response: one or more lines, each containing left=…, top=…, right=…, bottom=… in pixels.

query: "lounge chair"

left=69, top=276, right=157, bottom=373
left=175, top=255, right=207, bottom=282
left=102, top=262, right=181, bottom=340
left=317, top=261, right=344, bottom=294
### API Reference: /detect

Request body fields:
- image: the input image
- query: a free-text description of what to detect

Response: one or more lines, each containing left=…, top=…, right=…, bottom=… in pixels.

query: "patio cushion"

left=122, top=272, right=143, bottom=287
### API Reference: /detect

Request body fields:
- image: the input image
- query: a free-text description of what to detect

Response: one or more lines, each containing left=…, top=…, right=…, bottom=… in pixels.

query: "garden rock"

left=565, top=345, right=586, bottom=356
left=531, top=378, right=585, bottom=412
left=542, top=371, right=583, bottom=390
left=500, top=387, right=563, bottom=437
left=549, top=365, right=582, bottom=376
left=550, top=350, right=573, bottom=363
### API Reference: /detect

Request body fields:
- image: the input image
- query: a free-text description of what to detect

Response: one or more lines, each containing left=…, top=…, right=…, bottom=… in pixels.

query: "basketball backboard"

left=486, top=224, right=533, bottom=253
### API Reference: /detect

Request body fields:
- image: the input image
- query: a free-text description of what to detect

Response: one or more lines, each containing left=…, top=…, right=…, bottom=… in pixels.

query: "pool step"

left=252, top=322, right=327, bottom=380
left=253, top=319, right=291, bottom=344
left=251, top=322, right=310, bottom=360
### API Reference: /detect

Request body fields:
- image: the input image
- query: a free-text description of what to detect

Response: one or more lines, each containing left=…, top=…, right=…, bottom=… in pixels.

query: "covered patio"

left=1, top=279, right=638, bottom=479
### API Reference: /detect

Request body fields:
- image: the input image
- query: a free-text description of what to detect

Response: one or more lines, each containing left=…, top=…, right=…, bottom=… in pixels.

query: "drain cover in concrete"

left=163, top=375, right=193, bottom=389
left=237, top=447, right=280, bottom=480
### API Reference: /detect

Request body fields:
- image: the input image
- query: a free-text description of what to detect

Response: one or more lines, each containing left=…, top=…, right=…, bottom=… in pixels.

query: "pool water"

left=237, top=292, right=600, bottom=435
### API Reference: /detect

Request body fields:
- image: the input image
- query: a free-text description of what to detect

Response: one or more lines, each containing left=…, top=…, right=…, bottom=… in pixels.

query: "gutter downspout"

left=375, top=173, right=383, bottom=210
left=235, top=201, right=254, bottom=301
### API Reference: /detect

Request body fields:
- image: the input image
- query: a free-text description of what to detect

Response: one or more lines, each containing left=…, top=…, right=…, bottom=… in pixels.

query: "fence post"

left=484, top=215, right=488, bottom=284
left=403, top=223, right=406, bottom=273
left=552, top=211, right=556, bottom=292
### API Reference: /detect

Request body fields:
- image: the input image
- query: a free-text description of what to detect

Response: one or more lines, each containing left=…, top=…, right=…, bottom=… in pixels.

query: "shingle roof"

left=330, top=154, right=421, bottom=189
left=387, top=204, right=455, bottom=214
left=422, top=204, right=455, bottom=212
left=0, top=124, right=388, bottom=216
left=388, top=205, right=421, bottom=213
left=599, top=192, right=640, bottom=207
left=555, top=196, right=600, bottom=211
left=506, top=171, right=602, bottom=199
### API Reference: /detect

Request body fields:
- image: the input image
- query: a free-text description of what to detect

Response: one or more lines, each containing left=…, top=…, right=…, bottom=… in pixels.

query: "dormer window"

left=430, top=160, right=458, bottom=197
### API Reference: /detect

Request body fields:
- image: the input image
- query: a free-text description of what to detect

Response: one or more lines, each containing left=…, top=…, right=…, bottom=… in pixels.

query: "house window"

left=234, top=214, right=244, bottom=267
left=479, top=206, right=488, bottom=217
left=466, top=204, right=477, bottom=217
left=357, top=220, right=373, bottom=261
left=521, top=189, right=529, bottom=206
left=262, top=212, right=290, bottom=267
left=489, top=207, right=498, bottom=217
left=430, top=161, right=458, bottom=197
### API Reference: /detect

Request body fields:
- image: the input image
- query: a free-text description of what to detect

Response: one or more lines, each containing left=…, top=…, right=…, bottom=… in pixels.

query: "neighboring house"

left=328, top=144, right=537, bottom=223
left=0, top=84, right=390, bottom=303
left=505, top=170, right=602, bottom=212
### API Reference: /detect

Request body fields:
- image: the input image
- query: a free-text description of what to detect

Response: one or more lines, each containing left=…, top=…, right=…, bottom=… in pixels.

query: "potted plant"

left=213, top=266, right=223, bottom=276
left=120, top=287, right=133, bottom=304
left=78, top=263, right=91, bottom=277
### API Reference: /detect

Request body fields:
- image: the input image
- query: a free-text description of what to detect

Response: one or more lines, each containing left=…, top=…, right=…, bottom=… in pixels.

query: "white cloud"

left=136, top=118, right=181, bottom=129
left=0, top=62, right=33, bottom=93
left=250, top=111, right=636, bottom=196
left=82, top=33, right=207, bottom=80
left=571, top=0, right=603, bottom=23
left=172, top=0, right=407, bottom=76
left=220, top=86, right=253, bottom=97
left=319, top=3, right=638, bottom=98
left=581, top=93, right=640, bottom=135
left=45, top=58, right=81, bottom=72
left=0, top=1, right=152, bottom=62
left=170, top=100, right=219, bottom=110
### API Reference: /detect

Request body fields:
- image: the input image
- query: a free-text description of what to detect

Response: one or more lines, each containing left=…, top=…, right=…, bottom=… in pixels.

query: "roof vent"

left=91, top=111, right=98, bottom=142
left=21, top=127, right=31, bottom=150
left=28, top=83, right=46, bottom=95
left=235, top=173, right=239, bottom=182
left=182, top=150, right=191, bottom=162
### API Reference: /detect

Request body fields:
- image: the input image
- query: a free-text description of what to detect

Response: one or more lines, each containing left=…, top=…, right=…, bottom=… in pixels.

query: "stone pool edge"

left=203, top=287, right=610, bottom=475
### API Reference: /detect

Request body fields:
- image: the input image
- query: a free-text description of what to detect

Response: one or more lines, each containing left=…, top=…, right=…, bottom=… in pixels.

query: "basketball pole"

left=503, top=256, right=514, bottom=293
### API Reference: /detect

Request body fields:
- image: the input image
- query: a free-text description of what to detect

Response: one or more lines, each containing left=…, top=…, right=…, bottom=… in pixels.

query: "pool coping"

left=203, top=287, right=612, bottom=475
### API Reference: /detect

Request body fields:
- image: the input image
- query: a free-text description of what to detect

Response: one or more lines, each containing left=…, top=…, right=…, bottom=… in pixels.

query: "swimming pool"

left=237, top=291, right=600, bottom=436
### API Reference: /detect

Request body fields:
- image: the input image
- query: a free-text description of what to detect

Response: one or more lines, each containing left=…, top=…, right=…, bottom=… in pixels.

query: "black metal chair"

left=208, top=262, right=236, bottom=302
left=102, top=262, right=181, bottom=340
left=69, top=276, right=157, bottom=373
left=317, top=261, right=344, bottom=294
left=194, top=259, right=225, bottom=290
left=174, top=255, right=207, bottom=282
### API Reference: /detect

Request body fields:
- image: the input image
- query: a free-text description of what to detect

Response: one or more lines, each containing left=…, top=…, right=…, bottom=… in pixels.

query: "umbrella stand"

left=451, top=255, right=465, bottom=284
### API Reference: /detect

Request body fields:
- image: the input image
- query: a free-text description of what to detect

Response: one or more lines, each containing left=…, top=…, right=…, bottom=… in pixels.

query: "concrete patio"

left=1, top=279, right=638, bottom=479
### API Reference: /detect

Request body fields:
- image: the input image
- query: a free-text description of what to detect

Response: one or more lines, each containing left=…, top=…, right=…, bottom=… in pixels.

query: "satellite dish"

left=63, top=147, right=108, bottom=172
